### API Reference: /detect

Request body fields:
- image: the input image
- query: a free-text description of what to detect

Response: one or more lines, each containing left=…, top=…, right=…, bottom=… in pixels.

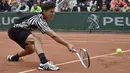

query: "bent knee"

left=25, top=45, right=35, bottom=54
left=27, top=50, right=34, bottom=54
left=26, top=48, right=34, bottom=54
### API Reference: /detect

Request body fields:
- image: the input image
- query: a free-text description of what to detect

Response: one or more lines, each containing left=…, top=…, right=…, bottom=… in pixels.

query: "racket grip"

left=72, top=48, right=77, bottom=52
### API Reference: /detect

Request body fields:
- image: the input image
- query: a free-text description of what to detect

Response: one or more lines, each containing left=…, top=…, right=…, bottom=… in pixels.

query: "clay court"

left=0, top=31, right=130, bottom=73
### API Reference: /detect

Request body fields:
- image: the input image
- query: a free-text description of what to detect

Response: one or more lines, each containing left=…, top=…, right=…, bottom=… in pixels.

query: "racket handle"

left=72, top=48, right=77, bottom=52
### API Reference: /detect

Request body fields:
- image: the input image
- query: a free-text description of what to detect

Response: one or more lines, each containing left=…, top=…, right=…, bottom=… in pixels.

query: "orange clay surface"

left=0, top=31, right=130, bottom=73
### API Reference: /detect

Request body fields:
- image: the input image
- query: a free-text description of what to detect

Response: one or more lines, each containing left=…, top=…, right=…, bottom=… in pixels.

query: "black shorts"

left=8, top=28, right=31, bottom=49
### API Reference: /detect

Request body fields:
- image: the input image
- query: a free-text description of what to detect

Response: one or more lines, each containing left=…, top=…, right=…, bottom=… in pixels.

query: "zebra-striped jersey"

left=13, top=14, right=50, bottom=33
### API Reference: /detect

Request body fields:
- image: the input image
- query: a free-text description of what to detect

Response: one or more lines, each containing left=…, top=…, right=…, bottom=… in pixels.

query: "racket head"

left=77, top=48, right=90, bottom=68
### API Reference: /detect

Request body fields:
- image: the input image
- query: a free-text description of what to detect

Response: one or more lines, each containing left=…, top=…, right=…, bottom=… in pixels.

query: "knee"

left=27, top=50, right=34, bottom=54
left=25, top=45, right=35, bottom=54
left=26, top=47, right=34, bottom=55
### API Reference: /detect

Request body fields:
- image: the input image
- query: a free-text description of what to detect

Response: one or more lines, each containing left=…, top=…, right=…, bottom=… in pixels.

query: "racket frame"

left=74, top=48, right=90, bottom=68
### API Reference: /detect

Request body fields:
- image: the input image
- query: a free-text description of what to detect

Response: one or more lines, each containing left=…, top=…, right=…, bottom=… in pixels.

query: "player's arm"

left=37, top=19, right=76, bottom=52
left=45, top=28, right=74, bottom=52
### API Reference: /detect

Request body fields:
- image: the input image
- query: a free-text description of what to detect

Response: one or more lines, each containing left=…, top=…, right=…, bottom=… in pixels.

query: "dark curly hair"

left=41, top=1, right=56, bottom=12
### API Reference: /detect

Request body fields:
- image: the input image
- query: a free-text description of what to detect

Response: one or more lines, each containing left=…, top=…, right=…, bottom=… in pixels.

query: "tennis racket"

left=72, top=48, right=90, bottom=68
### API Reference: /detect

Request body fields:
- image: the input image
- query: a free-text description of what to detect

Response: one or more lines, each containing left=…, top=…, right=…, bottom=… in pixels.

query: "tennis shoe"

left=7, top=55, right=22, bottom=61
left=38, top=61, right=59, bottom=71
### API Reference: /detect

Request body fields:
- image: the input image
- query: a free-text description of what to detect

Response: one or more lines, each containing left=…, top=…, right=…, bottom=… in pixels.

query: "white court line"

left=68, top=40, right=130, bottom=44
left=104, top=56, right=122, bottom=58
left=18, top=50, right=130, bottom=73
left=43, top=40, right=130, bottom=44
left=105, top=56, right=130, bottom=59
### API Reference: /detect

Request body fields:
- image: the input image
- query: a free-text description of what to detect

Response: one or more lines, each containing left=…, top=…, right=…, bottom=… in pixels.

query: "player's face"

left=43, top=8, right=55, bottom=20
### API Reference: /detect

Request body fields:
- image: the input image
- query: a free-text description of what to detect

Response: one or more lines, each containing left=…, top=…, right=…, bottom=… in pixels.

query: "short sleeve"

left=37, top=18, right=50, bottom=33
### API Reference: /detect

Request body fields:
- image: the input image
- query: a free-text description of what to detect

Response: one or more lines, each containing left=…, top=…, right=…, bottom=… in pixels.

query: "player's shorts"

left=8, top=27, right=31, bottom=49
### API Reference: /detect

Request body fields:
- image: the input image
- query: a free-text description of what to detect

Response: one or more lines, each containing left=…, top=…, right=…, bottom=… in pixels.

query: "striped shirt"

left=13, top=14, right=50, bottom=33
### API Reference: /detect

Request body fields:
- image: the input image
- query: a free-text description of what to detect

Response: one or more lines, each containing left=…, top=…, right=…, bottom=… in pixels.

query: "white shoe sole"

left=38, top=66, right=60, bottom=71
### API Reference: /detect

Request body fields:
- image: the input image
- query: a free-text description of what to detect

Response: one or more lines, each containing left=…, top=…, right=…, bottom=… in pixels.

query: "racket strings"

left=80, top=50, right=90, bottom=68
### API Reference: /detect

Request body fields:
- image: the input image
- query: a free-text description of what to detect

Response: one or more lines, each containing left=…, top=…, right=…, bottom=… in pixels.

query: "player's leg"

left=26, top=34, right=45, bottom=55
left=7, top=28, right=35, bottom=61
left=7, top=44, right=34, bottom=61
left=25, top=34, right=59, bottom=70
left=17, top=44, right=34, bottom=57
left=7, top=28, right=59, bottom=70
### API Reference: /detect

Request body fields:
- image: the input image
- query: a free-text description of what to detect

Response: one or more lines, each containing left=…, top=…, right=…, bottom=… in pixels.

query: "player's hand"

left=67, top=44, right=77, bottom=53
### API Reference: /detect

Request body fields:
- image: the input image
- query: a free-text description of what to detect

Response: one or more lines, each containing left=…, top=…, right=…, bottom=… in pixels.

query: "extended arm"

left=45, top=28, right=74, bottom=52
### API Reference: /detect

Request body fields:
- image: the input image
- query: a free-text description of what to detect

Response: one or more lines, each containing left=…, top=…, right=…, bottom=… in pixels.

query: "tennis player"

left=7, top=1, right=76, bottom=71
